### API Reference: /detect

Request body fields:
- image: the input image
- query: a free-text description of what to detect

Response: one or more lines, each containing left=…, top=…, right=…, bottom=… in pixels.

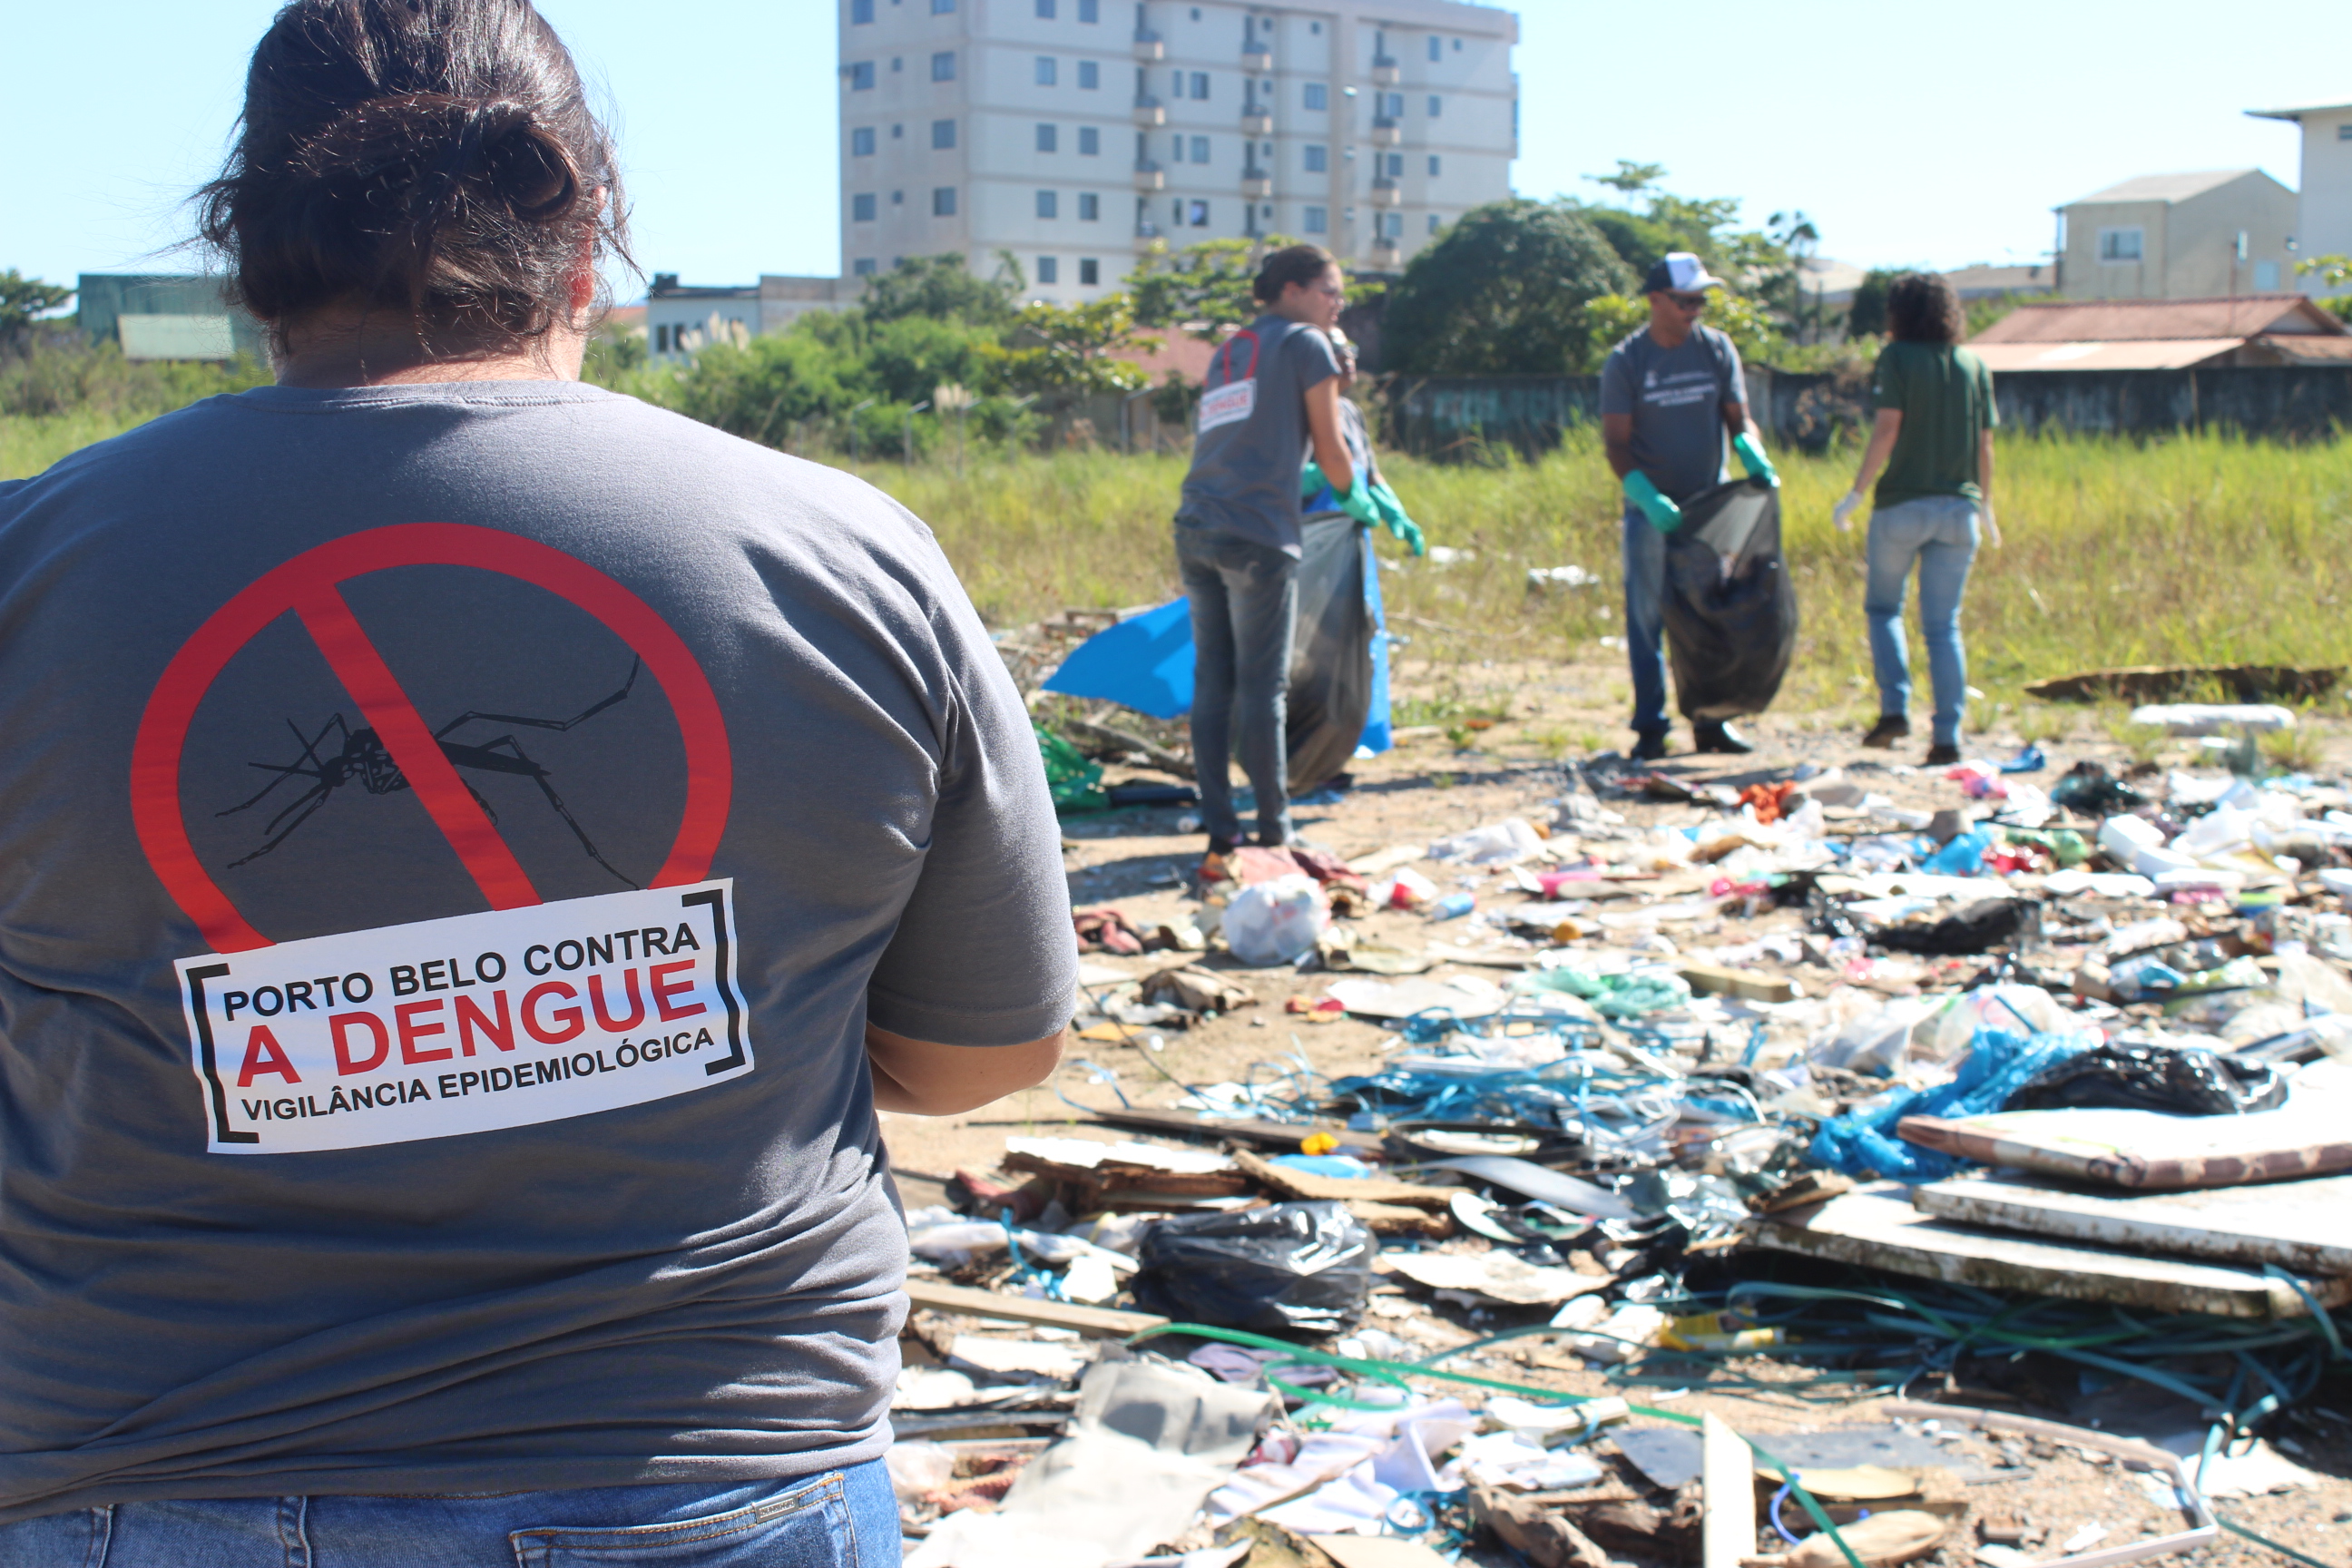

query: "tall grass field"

left=13, top=397, right=2350, bottom=723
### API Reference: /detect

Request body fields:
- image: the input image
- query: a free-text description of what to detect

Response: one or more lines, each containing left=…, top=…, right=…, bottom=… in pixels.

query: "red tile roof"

left=1971, top=295, right=2345, bottom=344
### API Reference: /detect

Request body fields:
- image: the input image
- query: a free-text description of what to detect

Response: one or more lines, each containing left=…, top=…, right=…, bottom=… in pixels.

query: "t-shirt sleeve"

left=1599, top=347, right=1634, bottom=416
left=1289, top=327, right=1340, bottom=395
left=863, top=587, right=1077, bottom=1048
left=1870, top=346, right=1906, bottom=414
left=1975, top=355, right=1999, bottom=428
left=1718, top=332, right=1748, bottom=409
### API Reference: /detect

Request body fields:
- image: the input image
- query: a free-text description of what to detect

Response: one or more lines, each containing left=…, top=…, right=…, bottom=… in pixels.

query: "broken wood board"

left=1002, top=1135, right=1250, bottom=1197
left=1700, top=1412, right=1753, bottom=1568
left=2024, top=663, right=2342, bottom=705
left=905, top=1279, right=1169, bottom=1338
left=1232, top=1150, right=1455, bottom=1210
left=1748, top=1183, right=2352, bottom=1319
left=1677, top=961, right=1797, bottom=1004
left=1897, top=1104, right=2352, bottom=1190
left=1911, top=1171, right=2352, bottom=1276
left=1073, top=1105, right=1386, bottom=1154
left=1344, top=1200, right=1454, bottom=1240
left=1311, top=1536, right=1455, bottom=1568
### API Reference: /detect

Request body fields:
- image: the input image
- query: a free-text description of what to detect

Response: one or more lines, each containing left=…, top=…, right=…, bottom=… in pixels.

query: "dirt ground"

left=884, top=659, right=2352, bottom=1564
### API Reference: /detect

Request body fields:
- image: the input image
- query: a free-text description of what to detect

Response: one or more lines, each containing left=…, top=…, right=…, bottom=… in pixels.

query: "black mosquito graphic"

left=218, top=660, right=643, bottom=887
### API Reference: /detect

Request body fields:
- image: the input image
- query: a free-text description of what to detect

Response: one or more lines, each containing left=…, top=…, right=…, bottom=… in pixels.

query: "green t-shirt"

left=1870, top=342, right=1997, bottom=507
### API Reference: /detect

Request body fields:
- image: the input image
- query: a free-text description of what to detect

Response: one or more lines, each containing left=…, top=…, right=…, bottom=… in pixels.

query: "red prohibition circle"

left=132, top=523, right=733, bottom=955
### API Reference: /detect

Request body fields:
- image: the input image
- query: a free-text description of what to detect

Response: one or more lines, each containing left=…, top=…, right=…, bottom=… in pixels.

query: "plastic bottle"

left=1431, top=893, right=1475, bottom=920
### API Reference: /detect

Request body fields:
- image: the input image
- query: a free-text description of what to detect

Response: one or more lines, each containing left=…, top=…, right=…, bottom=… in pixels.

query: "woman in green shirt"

left=1833, top=273, right=1999, bottom=766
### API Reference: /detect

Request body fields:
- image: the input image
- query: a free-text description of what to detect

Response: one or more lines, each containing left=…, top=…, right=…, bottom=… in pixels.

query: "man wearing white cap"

left=1600, top=252, right=1778, bottom=759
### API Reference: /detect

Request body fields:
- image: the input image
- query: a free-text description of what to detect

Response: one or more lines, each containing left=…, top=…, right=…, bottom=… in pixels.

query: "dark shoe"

left=1631, top=732, right=1670, bottom=762
left=1925, top=743, right=1962, bottom=767
left=1207, top=835, right=1239, bottom=857
left=1861, top=715, right=1909, bottom=749
left=1693, top=720, right=1755, bottom=755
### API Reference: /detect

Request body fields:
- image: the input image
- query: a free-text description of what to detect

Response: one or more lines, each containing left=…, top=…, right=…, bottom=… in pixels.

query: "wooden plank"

left=1677, top=961, right=1797, bottom=1004
left=904, top=1279, right=1169, bottom=1338
left=1231, top=1150, right=1455, bottom=1209
left=1912, top=1172, right=2352, bottom=1276
left=1700, top=1412, right=1754, bottom=1568
left=1898, top=1105, right=2352, bottom=1190
left=1748, top=1183, right=2352, bottom=1320
left=1311, top=1537, right=1455, bottom=1568
left=1077, top=1105, right=1386, bottom=1154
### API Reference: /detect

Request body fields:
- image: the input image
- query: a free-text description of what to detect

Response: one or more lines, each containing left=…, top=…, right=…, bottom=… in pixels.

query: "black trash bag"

left=1872, top=897, right=2041, bottom=956
left=1661, top=476, right=1798, bottom=721
left=1286, top=514, right=1376, bottom=793
left=2049, top=760, right=2145, bottom=815
left=2004, top=1042, right=2288, bottom=1116
left=1132, top=1200, right=1375, bottom=1335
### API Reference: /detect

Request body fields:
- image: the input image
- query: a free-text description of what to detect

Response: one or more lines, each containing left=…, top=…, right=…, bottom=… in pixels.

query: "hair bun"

left=466, top=100, right=578, bottom=219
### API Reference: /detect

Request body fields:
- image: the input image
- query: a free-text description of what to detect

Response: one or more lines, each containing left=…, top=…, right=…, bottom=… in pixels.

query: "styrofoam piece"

left=2131, top=703, right=2294, bottom=735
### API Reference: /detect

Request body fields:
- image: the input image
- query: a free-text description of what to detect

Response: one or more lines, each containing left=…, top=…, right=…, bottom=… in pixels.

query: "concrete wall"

left=2060, top=173, right=2297, bottom=299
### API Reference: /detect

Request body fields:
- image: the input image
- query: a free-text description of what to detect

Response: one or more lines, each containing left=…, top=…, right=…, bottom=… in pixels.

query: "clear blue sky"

left=6, top=1, right=2344, bottom=301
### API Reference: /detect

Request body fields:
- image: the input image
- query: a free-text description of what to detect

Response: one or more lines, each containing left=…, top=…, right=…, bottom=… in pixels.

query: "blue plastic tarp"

left=1807, top=1026, right=2100, bottom=1182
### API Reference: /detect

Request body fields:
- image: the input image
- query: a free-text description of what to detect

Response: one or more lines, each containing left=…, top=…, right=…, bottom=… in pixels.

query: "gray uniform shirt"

left=0, top=381, right=1075, bottom=1520
left=1174, top=315, right=1340, bottom=558
left=1599, top=324, right=1747, bottom=503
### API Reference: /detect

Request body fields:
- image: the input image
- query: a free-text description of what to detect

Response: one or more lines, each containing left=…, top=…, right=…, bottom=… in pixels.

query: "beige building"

left=2246, top=100, right=2352, bottom=300
left=2055, top=170, right=2296, bottom=300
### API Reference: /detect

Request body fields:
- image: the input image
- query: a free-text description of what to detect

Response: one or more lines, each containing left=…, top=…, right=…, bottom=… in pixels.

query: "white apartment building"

left=837, top=0, right=1518, bottom=303
left=2249, top=100, right=2352, bottom=299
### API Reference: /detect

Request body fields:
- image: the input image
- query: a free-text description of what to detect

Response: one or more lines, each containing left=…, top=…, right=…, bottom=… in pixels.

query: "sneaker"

left=1207, top=835, right=1239, bottom=857
left=1861, top=715, right=1910, bottom=749
left=1693, top=720, right=1755, bottom=755
left=1925, top=743, right=1962, bottom=767
left=1631, top=732, right=1670, bottom=762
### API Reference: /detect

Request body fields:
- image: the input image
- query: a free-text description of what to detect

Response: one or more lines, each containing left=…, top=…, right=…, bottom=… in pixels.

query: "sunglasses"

left=1665, top=292, right=1710, bottom=310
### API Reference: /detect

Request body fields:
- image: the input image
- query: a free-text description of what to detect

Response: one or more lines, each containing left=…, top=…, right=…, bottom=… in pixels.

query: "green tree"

left=1846, top=269, right=1900, bottom=339
left=981, top=299, right=1151, bottom=398
left=0, top=270, right=74, bottom=352
left=1570, top=165, right=1805, bottom=332
left=1377, top=200, right=1635, bottom=373
left=1128, top=236, right=1294, bottom=340
left=2298, top=255, right=2352, bottom=322
left=860, top=253, right=1018, bottom=326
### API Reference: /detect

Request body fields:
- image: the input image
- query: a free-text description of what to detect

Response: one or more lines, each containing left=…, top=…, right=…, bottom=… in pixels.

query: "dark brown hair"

left=199, top=0, right=628, bottom=353
left=1886, top=271, right=1965, bottom=345
left=1252, top=243, right=1338, bottom=305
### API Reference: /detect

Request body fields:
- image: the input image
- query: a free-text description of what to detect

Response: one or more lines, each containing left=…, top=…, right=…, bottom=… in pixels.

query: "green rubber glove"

left=1302, top=459, right=1330, bottom=501
left=1368, top=478, right=1426, bottom=555
left=1623, top=471, right=1682, bottom=533
left=1339, top=472, right=1382, bottom=528
left=1731, top=432, right=1779, bottom=488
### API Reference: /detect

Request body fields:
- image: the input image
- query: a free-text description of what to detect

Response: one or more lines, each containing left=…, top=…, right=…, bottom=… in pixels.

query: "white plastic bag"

left=1426, top=818, right=1545, bottom=867
left=1221, top=874, right=1329, bottom=966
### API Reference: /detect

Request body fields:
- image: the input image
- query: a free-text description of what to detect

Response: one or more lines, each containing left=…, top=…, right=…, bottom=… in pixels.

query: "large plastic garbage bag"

left=1808, top=1027, right=2099, bottom=1181
left=1132, top=1201, right=1375, bottom=1335
left=2004, top=1042, right=2288, bottom=1115
left=1286, top=513, right=1384, bottom=792
left=1661, top=475, right=1798, bottom=721
left=1221, top=874, right=1328, bottom=966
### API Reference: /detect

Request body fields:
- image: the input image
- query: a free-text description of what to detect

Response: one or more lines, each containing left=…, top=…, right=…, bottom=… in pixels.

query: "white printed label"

left=176, top=880, right=751, bottom=1153
left=1196, top=377, right=1257, bottom=434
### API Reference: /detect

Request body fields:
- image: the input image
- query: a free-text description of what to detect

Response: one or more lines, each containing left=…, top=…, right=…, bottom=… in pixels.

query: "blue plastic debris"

left=1807, top=1026, right=2100, bottom=1181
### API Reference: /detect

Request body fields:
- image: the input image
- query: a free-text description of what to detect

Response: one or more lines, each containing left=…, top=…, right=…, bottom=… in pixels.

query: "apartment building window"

left=1077, top=60, right=1098, bottom=88
left=1079, top=0, right=1098, bottom=19
left=1380, top=211, right=1402, bottom=239
left=1427, top=94, right=1443, bottom=117
left=932, top=119, right=956, bottom=148
left=2340, top=122, right=2352, bottom=141
left=1303, top=82, right=1328, bottom=111
left=1427, top=213, right=1441, bottom=233
left=1303, top=205, right=1327, bottom=233
left=848, top=61, right=876, bottom=90
left=1036, top=0, right=1055, bottom=13
left=1426, top=34, right=1440, bottom=60
left=850, top=0, right=873, bottom=21
left=1382, top=153, right=1402, bottom=178
left=1190, top=134, right=1209, bottom=162
left=1171, top=133, right=1185, bottom=162
left=1078, top=126, right=1100, bottom=154
left=1378, top=92, right=1404, bottom=118
left=854, top=258, right=878, bottom=275
left=931, top=52, right=956, bottom=80
left=1303, top=144, right=1327, bottom=172
left=1189, top=71, right=1210, bottom=99
left=1037, top=190, right=1059, bottom=219
left=1037, top=122, right=1059, bottom=152
left=1427, top=154, right=1441, bottom=176
left=2099, top=227, right=2144, bottom=262
left=2256, top=260, right=2281, bottom=289
left=852, top=193, right=877, bottom=220
left=852, top=126, right=877, bottom=155
left=1079, top=191, right=1100, bottom=219
left=892, top=122, right=904, bottom=138
left=1038, top=257, right=1060, bottom=283
left=932, top=0, right=955, bottom=11
left=933, top=186, right=957, bottom=215
left=1036, top=55, right=1058, bottom=84
left=1188, top=199, right=1210, bottom=226
left=1080, top=258, right=1100, bottom=284
left=892, top=57, right=902, bottom=72
left=892, top=190, right=905, bottom=203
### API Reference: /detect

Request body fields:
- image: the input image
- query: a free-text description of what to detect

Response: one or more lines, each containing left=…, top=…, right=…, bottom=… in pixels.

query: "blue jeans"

left=1177, top=524, right=1298, bottom=845
left=1620, top=509, right=1671, bottom=738
left=1865, top=495, right=1980, bottom=747
left=0, top=1460, right=899, bottom=1567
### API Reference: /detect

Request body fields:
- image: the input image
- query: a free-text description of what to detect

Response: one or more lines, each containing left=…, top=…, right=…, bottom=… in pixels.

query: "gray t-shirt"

left=0, top=380, right=1075, bottom=1521
left=1599, top=324, right=1747, bottom=503
left=1175, top=314, right=1339, bottom=557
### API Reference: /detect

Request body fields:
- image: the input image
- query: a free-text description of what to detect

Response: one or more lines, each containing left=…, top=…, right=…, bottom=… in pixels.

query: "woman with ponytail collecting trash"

left=0, top=0, right=1073, bottom=1558
left=1172, top=244, right=1375, bottom=855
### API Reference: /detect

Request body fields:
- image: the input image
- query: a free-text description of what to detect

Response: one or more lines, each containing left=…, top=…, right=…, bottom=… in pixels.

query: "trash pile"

left=907, top=706, right=2352, bottom=1566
